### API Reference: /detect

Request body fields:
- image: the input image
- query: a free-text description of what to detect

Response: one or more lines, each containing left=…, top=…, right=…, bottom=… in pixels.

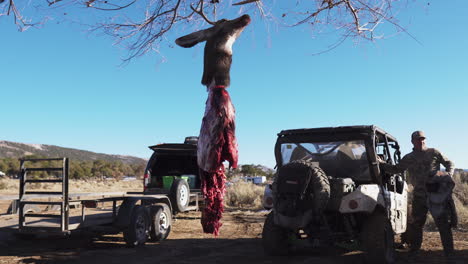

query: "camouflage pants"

left=407, top=194, right=454, bottom=255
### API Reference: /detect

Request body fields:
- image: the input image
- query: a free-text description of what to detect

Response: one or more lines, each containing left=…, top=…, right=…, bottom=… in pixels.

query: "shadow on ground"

left=2, top=228, right=467, bottom=264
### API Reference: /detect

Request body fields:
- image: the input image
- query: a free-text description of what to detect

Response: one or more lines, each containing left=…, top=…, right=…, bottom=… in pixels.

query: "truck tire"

left=149, top=203, right=172, bottom=241
left=170, top=178, right=190, bottom=213
left=123, top=205, right=150, bottom=247
left=361, top=210, right=396, bottom=264
left=262, top=211, right=290, bottom=256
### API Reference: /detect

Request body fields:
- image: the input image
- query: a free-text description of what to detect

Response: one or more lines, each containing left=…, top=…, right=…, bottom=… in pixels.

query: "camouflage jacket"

left=381, top=148, right=454, bottom=196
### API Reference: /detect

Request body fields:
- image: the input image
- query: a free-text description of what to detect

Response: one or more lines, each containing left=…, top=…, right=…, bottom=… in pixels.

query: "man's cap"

left=411, top=130, right=426, bottom=140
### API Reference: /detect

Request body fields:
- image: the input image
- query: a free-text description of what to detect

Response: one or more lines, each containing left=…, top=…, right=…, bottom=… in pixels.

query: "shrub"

left=225, top=181, right=264, bottom=209
left=0, top=178, right=18, bottom=192
left=0, top=180, right=6, bottom=190
left=453, top=171, right=468, bottom=206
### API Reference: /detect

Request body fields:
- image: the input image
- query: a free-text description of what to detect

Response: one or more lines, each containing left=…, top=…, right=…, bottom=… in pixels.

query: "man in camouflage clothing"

left=381, top=130, right=455, bottom=257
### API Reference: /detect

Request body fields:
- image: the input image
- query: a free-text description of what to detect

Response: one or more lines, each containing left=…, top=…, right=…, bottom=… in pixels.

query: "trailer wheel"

left=170, top=178, right=190, bottom=213
left=149, top=203, right=172, bottom=241
left=123, top=205, right=150, bottom=247
left=7, top=203, right=40, bottom=215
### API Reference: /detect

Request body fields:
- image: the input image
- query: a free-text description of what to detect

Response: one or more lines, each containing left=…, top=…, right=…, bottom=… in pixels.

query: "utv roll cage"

left=274, top=125, right=401, bottom=185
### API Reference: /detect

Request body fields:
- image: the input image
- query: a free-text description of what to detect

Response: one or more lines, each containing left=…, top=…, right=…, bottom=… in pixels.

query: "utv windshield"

left=280, top=140, right=371, bottom=182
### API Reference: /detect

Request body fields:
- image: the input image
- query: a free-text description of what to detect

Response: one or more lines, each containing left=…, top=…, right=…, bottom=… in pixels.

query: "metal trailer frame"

left=7, top=158, right=172, bottom=238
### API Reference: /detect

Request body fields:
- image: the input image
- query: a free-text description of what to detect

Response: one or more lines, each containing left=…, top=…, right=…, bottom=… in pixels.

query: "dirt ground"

left=1, top=179, right=467, bottom=264
left=0, top=207, right=467, bottom=264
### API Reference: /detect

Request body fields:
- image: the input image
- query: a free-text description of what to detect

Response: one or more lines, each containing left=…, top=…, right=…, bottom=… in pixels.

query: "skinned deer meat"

left=198, top=86, right=238, bottom=236
left=175, top=14, right=250, bottom=235
left=198, top=87, right=238, bottom=172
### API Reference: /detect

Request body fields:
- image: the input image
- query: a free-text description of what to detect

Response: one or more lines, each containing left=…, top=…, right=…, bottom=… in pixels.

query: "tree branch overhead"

left=1, top=0, right=416, bottom=60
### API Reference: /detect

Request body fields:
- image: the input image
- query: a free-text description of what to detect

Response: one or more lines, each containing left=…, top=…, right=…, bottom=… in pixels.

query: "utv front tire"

left=361, top=210, right=396, bottom=264
left=262, top=211, right=290, bottom=256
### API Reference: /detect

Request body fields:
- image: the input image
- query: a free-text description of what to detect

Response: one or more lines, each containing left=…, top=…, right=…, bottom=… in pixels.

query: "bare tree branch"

left=233, top=0, right=260, bottom=6
left=88, top=1, right=136, bottom=11
left=190, top=0, right=216, bottom=25
left=344, top=0, right=360, bottom=33
left=2, top=0, right=37, bottom=30
left=1, top=0, right=420, bottom=61
left=47, top=0, right=65, bottom=6
left=292, top=1, right=345, bottom=26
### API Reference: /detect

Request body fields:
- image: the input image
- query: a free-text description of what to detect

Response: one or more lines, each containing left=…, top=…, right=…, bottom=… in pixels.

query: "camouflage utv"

left=262, top=126, right=408, bottom=263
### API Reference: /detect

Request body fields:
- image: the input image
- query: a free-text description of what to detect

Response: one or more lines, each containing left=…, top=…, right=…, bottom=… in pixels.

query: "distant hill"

left=0, top=140, right=146, bottom=164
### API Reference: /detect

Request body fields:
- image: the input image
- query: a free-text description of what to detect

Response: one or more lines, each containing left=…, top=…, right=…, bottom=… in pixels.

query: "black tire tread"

left=291, top=159, right=330, bottom=213
left=123, top=205, right=150, bottom=247
left=149, top=203, right=172, bottom=242
left=262, top=211, right=290, bottom=256
left=361, top=210, right=396, bottom=264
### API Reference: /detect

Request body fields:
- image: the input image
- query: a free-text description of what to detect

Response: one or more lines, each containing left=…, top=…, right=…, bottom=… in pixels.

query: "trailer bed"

left=0, top=209, right=114, bottom=231
left=0, top=192, right=128, bottom=201
left=1, top=158, right=196, bottom=246
left=1, top=192, right=170, bottom=233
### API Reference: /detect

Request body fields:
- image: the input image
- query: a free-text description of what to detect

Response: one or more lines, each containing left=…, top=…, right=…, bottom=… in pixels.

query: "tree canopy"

left=1, top=0, right=416, bottom=61
left=0, top=156, right=146, bottom=180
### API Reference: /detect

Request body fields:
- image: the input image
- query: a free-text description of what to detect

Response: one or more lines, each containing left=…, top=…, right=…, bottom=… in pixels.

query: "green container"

left=180, top=176, right=189, bottom=184
left=162, top=175, right=192, bottom=189
left=181, top=174, right=196, bottom=189
left=162, top=176, right=174, bottom=189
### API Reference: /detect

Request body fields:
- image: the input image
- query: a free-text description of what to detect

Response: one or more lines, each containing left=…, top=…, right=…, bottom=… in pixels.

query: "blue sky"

left=1, top=1, right=467, bottom=169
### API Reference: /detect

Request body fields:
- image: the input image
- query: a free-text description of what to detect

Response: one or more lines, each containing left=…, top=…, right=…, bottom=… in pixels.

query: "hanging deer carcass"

left=176, top=13, right=251, bottom=236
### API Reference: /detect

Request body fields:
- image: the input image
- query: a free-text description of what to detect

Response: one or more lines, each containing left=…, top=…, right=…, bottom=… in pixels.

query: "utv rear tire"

left=361, top=210, right=396, bottom=264
left=262, top=211, right=290, bottom=256
left=149, top=203, right=172, bottom=241
left=124, top=205, right=150, bottom=247
left=169, top=178, right=190, bottom=213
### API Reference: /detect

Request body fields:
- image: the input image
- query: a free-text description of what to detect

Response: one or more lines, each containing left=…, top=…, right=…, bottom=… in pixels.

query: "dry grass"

left=0, top=179, right=18, bottom=192
left=453, top=171, right=468, bottom=206
left=453, top=196, right=468, bottom=228
left=0, top=178, right=143, bottom=194
left=0, top=180, right=7, bottom=190
left=225, top=180, right=264, bottom=210
left=448, top=171, right=468, bottom=229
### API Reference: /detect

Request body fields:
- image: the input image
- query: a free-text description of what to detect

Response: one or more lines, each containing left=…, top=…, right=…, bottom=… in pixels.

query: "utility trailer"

left=0, top=158, right=182, bottom=246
